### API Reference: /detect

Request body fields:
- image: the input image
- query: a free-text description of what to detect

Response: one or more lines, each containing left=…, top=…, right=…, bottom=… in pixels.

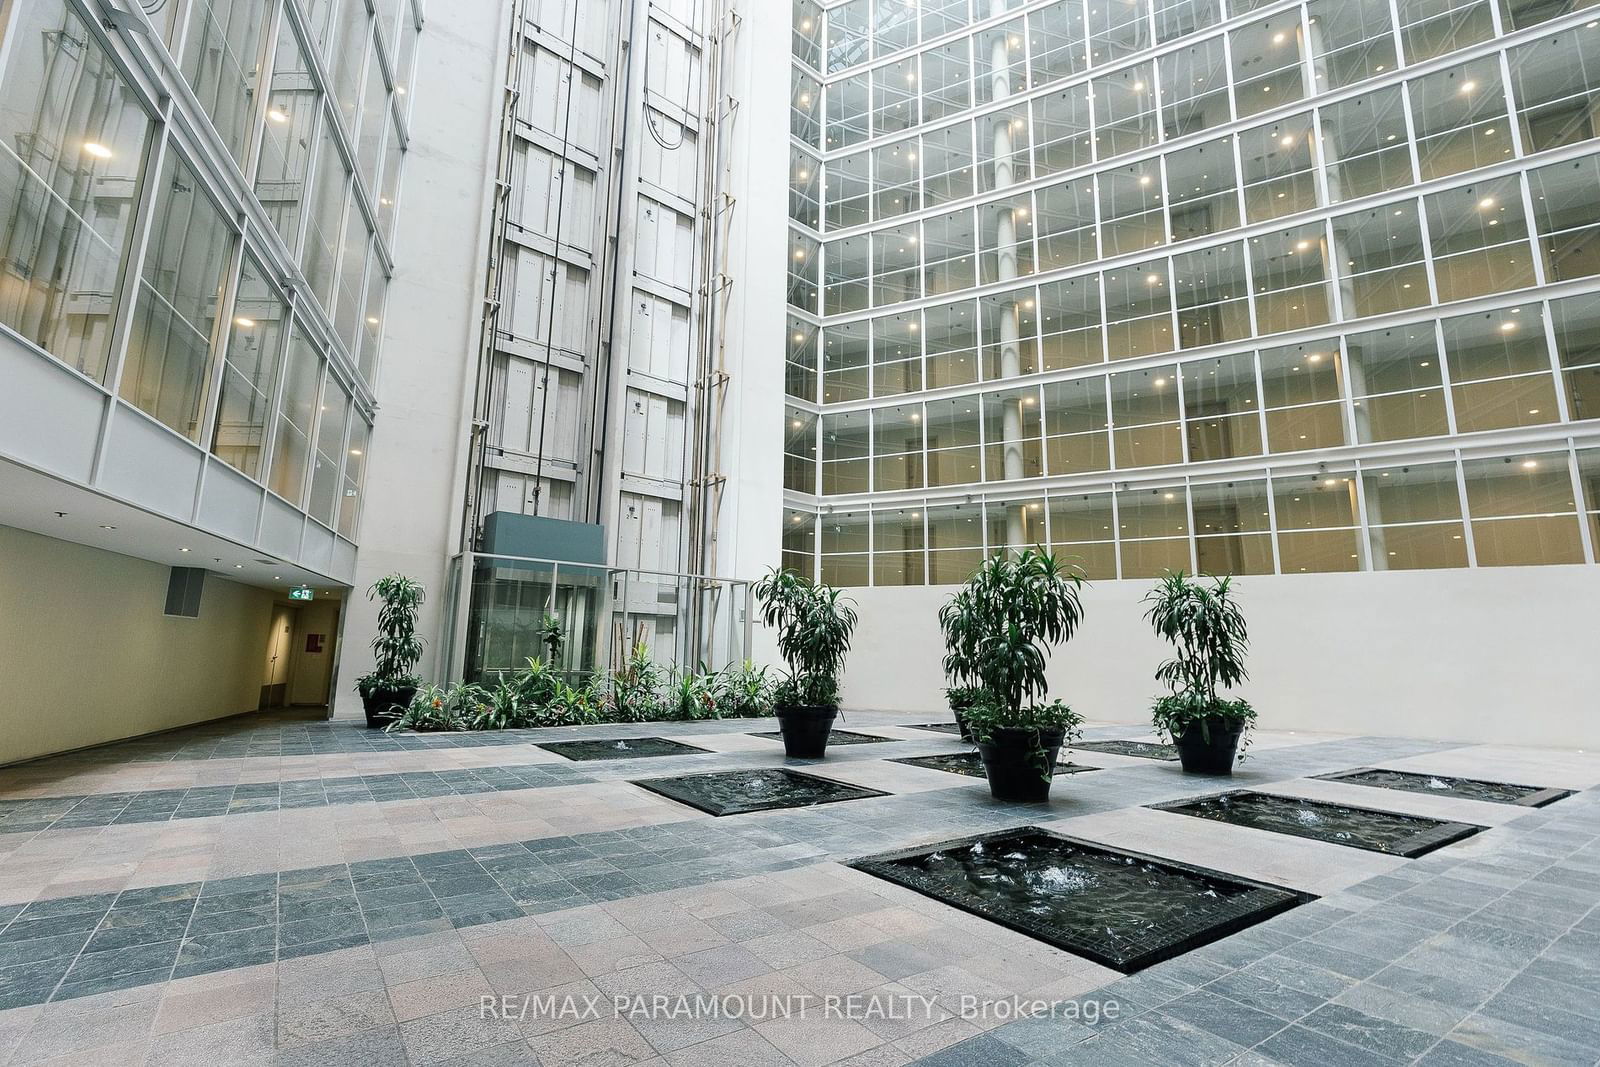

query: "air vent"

left=164, top=567, right=206, bottom=618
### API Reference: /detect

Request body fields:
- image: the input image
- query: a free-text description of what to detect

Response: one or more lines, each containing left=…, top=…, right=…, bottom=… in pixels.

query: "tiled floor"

left=0, top=709, right=1595, bottom=1066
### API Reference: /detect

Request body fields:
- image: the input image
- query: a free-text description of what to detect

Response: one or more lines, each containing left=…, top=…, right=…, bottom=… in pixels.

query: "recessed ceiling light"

left=234, top=316, right=256, bottom=328
left=179, top=547, right=190, bottom=552
left=99, top=524, right=116, bottom=530
left=83, top=142, right=113, bottom=159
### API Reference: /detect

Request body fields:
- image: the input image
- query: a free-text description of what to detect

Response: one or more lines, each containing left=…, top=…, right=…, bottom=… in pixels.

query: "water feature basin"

left=633, top=768, right=888, bottom=816
left=1151, top=790, right=1484, bottom=857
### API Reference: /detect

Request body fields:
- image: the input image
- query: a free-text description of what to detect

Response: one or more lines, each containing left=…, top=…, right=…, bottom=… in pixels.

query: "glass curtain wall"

left=784, top=0, right=1600, bottom=583
left=0, top=0, right=418, bottom=542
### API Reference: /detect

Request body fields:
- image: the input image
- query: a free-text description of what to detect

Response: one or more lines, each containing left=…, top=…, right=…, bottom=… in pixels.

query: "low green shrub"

left=389, top=647, right=776, bottom=732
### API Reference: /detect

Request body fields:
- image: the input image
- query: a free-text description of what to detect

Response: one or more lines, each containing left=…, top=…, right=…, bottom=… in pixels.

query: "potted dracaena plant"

left=356, top=574, right=426, bottom=728
left=754, top=567, right=859, bottom=758
left=940, top=549, right=1087, bottom=802
left=938, top=586, right=987, bottom=743
left=1145, top=571, right=1256, bottom=775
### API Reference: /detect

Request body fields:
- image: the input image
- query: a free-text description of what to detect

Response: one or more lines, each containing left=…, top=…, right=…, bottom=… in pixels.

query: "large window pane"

left=1333, top=200, right=1430, bottom=319
left=1110, top=364, right=1183, bottom=467
left=1346, top=324, right=1448, bottom=442
left=1039, top=276, right=1103, bottom=369
left=925, top=300, right=979, bottom=388
left=821, top=410, right=871, bottom=494
left=1363, top=460, right=1469, bottom=569
left=1425, top=176, right=1536, bottom=303
left=121, top=154, right=233, bottom=439
left=337, top=417, right=369, bottom=539
left=1098, top=160, right=1166, bottom=256
left=1443, top=303, right=1559, bottom=433
left=925, top=396, right=982, bottom=486
left=256, top=26, right=322, bottom=253
left=1118, top=483, right=1191, bottom=577
left=1275, top=470, right=1363, bottom=571
left=1463, top=452, right=1583, bottom=565
left=270, top=329, right=323, bottom=505
left=1043, top=376, right=1110, bottom=475
left=1104, top=258, right=1174, bottom=359
left=1261, top=338, right=1347, bottom=451
left=0, top=0, right=153, bottom=381
left=1231, top=14, right=1305, bottom=119
left=873, top=403, right=924, bottom=489
left=1397, top=0, right=1494, bottom=63
left=1193, top=479, right=1273, bottom=575
left=1509, top=30, right=1600, bottom=154
left=1183, top=351, right=1261, bottom=460
left=874, top=507, right=926, bottom=585
left=1241, top=113, right=1318, bottom=223
left=983, top=387, right=1043, bottom=481
left=1049, top=491, right=1116, bottom=578
left=1093, top=63, right=1158, bottom=158
left=180, top=0, right=273, bottom=167
left=1166, top=136, right=1240, bottom=240
left=785, top=407, right=817, bottom=492
left=1530, top=153, right=1600, bottom=283
left=1409, top=58, right=1513, bottom=182
left=1307, top=0, right=1397, bottom=90
left=211, top=253, right=286, bottom=479
left=1251, top=225, right=1332, bottom=334
left=1160, top=36, right=1232, bottom=138
left=307, top=377, right=350, bottom=526
left=1551, top=292, right=1600, bottom=422
left=1175, top=242, right=1251, bottom=349
left=1321, top=88, right=1414, bottom=203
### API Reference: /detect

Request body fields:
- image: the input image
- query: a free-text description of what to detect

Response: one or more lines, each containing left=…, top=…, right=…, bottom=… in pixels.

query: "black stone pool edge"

left=1149, top=790, right=1487, bottom=859
left=1312, top=766, right=1575, bottom=808
left=848, top=826, right=1314, bottom=974
left=631, top=769, right=892, bottom=816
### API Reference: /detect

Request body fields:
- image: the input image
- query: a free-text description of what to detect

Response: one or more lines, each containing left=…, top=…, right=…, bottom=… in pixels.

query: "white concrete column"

left=988, top=1, right=1027, bottom=550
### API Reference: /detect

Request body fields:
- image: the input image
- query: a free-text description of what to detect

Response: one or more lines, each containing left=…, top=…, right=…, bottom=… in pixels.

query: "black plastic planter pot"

left=775, top=705, right=838, bottom=758
left=1174, top=719, right=1244, bottom=775
left=362, top=685, right=416, bottom=729
left=977, top=726, right=1067, bottom=802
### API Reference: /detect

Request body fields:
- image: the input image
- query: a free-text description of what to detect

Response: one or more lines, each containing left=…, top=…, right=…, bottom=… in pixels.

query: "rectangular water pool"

left=633, top=768, right=888, bottom=816
left=1314, top=767, right=1572, bottom=808
left=538, top=738, right=710, bottom=761
left=890, top=753, right=1099, bottom=779
left=849, top=828, right=1311, bottom=972
left=1070, top=740, right=1179, bottom=761
left=1151, top=790, right=1484, bottom=857
left=750, top=730, right=891, bottom=745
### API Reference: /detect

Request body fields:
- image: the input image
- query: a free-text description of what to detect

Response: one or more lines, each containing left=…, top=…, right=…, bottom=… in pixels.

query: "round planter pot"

left=775, top=704, right=838, bottom=758
left=362, top=685, right=416, bottom=729
left=977, top=726, right=1067, bottom=803
left=1174, top=718, right=1244, bottom=775
left=951, top=706, right=974, bottom=743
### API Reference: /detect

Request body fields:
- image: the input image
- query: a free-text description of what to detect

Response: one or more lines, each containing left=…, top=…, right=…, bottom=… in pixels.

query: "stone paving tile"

left=1, top=711, right=1598, bottom=1067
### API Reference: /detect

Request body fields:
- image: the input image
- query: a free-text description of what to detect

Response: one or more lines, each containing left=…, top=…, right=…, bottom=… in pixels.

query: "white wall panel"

left=98, top=408, right=203, bottom=521
left=639, top=114, right=699, bottom=200
left=0, top=341, right=105, bottom=483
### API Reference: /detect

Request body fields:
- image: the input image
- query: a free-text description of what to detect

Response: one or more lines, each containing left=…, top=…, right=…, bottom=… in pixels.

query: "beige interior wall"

left=0, top=524, right=276, bottom=765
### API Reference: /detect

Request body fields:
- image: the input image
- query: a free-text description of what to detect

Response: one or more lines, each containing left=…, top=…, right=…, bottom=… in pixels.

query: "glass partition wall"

left=0, top=0, right=417, bottom=544
left=783, top=0, right=1600, bottom=584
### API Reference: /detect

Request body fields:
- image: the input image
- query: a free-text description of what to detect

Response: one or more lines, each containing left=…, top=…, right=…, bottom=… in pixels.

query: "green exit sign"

left=289, top=587, right=314, bottom=601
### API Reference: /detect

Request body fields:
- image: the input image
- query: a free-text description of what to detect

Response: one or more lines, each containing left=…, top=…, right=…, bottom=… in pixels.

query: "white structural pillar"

left=989, top=1, right=1027, bottom=550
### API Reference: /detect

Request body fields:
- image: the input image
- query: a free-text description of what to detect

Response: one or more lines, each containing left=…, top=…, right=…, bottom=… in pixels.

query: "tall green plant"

left=539, top=613, right=565, bottom=668
left=1144, top=572, right=1249, bottom=707
left=1144, top=572, right=1256, bottom=742
left=753, top=568, right=858, bottom=707
left=357, top=574, right=425, bottom=697
left=938, top=550, right=1086, bottom=718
